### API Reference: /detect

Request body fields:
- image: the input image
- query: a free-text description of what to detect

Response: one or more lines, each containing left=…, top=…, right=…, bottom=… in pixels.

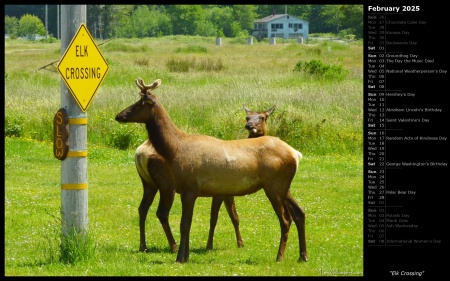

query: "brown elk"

left=115, top=78, right=307, bottom=263
left=134, top=103, right=274, bottom=253
left=206, top=105, right=275, bottom=250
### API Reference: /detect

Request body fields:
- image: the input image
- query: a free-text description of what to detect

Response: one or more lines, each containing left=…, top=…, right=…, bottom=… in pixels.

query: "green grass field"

left=4, top=35, right=363, bottom=276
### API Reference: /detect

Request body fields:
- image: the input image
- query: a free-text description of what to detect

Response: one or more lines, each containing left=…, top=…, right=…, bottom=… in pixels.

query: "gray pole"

left=60, top=5, right=88, bottom=238
left=57, top=5, right=60, bottom=40
left=45, top=5, right=48, bottom=39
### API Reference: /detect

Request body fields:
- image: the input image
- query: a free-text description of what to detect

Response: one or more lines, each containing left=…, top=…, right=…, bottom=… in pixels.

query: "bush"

left=39, top=36, right=58, bottom=43
left=134, top=58, right=149, bottom=66
left=293, top=59, right=348, bottom=81
left=108, top=125, right=142, bottom=150
left=175, top=45, right=207, bottom=53
left=166, top=57, right=193, bottom=72
left=5, top=115, right=24, bottom=137
left=166, top=57, right=223, bottom=72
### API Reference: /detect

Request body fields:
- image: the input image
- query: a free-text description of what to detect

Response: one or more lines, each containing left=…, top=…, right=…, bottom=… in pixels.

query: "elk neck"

left=145, top=99, right=186, bottom=162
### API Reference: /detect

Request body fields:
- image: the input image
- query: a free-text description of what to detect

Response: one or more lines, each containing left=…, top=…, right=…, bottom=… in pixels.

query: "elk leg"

left=147, top=156, right=178, bottom=252
left=206, top=196, right=224, bottom=250
left=176, top=191, right=197, bottom=263
left=286, top=191, right=308, bottom=262
left=156, top=188, right=177, bottom=253
left=223, top=196, right=244, bottom=248
left=138, top=178, right=158, bottom=252
left=263, top=188, right=291, bottom=262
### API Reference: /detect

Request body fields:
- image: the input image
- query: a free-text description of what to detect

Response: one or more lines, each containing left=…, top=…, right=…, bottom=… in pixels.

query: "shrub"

left=39, top=36, right=58, bottom=43
left=293, top=59, right=348, bottom=81
left=166, top=57, right=223, bottom=72
left=108, top=125, right=141, bottom=150
left=166, top=57, right=193, bottom=72
left=195, top=57, right=223, bottom=71
left=5, top=115, right=24, bottom=137
left=175, top=45, right=207, bottom=53
left=134, top=58, right=149, bottom=66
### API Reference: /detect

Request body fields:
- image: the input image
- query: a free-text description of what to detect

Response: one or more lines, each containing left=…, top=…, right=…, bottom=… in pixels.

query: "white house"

left=252, top=14, right=309, bottom=41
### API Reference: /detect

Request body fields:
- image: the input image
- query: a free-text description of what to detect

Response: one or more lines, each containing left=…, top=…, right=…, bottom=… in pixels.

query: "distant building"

left=252, top=14, right=309, bottom=41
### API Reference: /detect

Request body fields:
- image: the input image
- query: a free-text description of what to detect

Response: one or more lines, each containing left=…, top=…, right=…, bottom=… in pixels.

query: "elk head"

left=115, top=78, right=162, bottom=124
left=243, top=105, right=275, bottom=138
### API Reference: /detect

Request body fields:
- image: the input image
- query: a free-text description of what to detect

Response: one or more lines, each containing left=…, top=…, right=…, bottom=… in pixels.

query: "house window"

left=254, top=23, right=265, bottom=30
left=293, top=23, right=303, bottom=29
left=271, top=23, right=283, bottom=30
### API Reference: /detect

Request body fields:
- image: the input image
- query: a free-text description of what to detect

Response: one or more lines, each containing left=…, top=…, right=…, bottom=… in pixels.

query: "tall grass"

left=5, top=36, right=363, bottom=156
left=5, top=35, right=363, bottom=276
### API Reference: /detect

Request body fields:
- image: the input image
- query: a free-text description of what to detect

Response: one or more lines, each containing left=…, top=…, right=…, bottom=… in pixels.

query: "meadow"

left=4, top=35, right=363, bottom=276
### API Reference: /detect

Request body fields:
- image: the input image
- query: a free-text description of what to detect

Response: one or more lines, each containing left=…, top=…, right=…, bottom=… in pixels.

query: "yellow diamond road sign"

left=58, top=23, right=109, bottom=112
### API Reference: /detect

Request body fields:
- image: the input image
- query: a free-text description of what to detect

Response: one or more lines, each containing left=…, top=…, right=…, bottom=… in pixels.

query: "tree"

left=256, top=5, right=287, bottom=18
left=320, top=5, right=343, bottom=34
left=204, top=6, right=234, bottom=37
left=287, top=5, right=310, bottom=20
left=232, top=5, right=258, bottom=35
left=18, top=13, right=46, bottom=39
left=112, top=5, right=172, bottom=38
left=300, top=5, right=326, bottom=33
left=195, top=18, right=217, bottom=37
left=167, top=5, right=204, bottom=35
left=340, top=5, right=363, bottom=39
left=5, top=15, right=19, bottom=38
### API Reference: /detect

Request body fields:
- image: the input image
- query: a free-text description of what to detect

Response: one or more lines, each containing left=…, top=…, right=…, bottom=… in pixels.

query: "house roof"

left=254, top=14, right=302, bottom=23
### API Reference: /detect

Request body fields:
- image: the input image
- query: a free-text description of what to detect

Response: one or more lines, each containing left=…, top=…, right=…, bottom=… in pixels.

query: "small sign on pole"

left=53, top=108, right=69, bottom=160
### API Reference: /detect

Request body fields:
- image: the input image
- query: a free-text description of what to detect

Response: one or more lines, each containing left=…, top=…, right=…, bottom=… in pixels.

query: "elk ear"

left=142, top=93, right=156, bottom=105
left=243, top=105, right=252, bottom=115
left=266, top=105, right=276, bottom=116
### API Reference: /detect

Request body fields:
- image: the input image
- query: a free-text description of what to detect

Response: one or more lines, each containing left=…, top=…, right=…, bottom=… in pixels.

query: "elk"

left=115, top=78, right=307, bottom=263
left=206, top=105, right=275, bottom=250
left=134, top=104, right=274, bottom=253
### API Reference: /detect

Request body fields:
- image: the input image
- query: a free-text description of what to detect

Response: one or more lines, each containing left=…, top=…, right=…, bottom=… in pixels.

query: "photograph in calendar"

left=4, top=4, right=364, bottom=276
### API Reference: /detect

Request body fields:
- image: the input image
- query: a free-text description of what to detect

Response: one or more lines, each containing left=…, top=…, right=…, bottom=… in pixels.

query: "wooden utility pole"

left=59, top=5, right=88, bottom=238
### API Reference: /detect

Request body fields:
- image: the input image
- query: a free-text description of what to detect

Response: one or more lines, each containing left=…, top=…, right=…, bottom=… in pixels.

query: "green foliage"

left=18, top=13, right=46, bottom=39
left=134, top=58, right=149, bottom=67
left=166, top=57, right=192, bottom=72
left=216, top=28, right=225, bottom=38
left=5, top=5, right=364, bottom=40
left=5, top=36, right=363, bottom=157
left=4, top=137, right=363, bottom=276
left=175, top=45, right=208, bottom=53
left=304, top=46, right=323, bottom=56
left=60, top=228, right=97, bottom=265
left=39, top=36, right=59, bottom=43
left=108, top=125, right=143, bottom=150
left=195, top=19, right=217, bottom=37
left=4, top=115, right=24, bottom=137
left=166, top=57, right=223, bottom=72
left=114, top=5, right=172, bottom=38
left=167, top=5, right=204, bottom=36
left=228, top=35, right=251, bottom=45
left=293, top=59, right=348, bottom=81
left=101, top=40, right=151, bottom=53
left=5, top=15, right=19, bottom=38
left=232, top=5, right=258, bottom=34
